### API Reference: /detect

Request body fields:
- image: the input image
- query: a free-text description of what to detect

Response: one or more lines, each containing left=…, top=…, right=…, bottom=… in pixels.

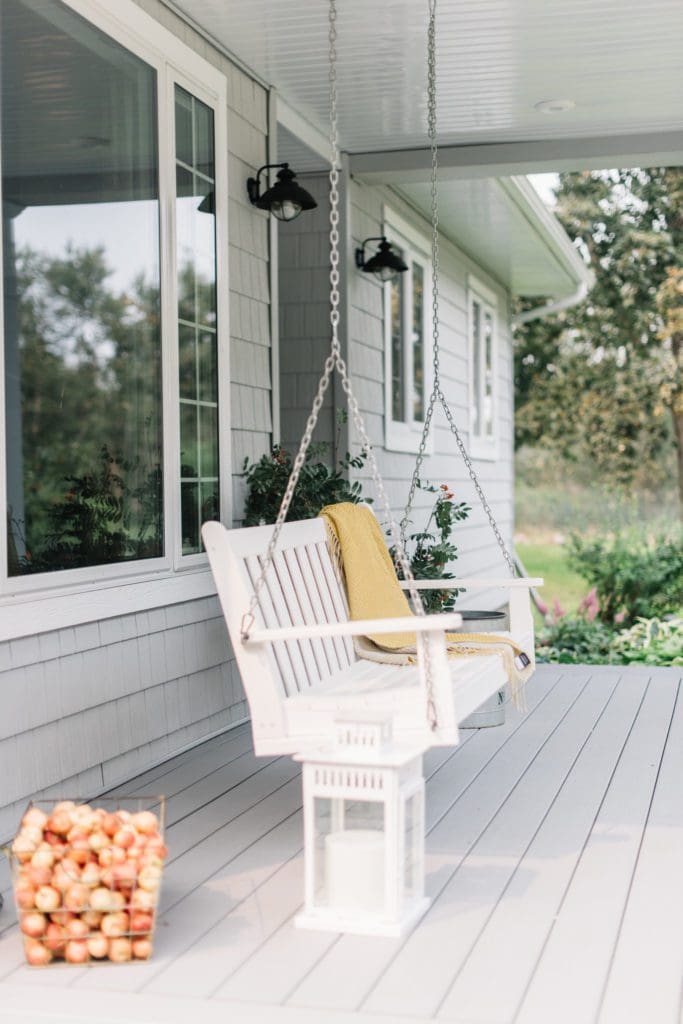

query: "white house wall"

left=350, top=181, right=515, bottom=606
left=0, top=0, right=269, bottom=840
left=279, top=174, right=337, bottom=455
left=279, top=173, right=515, bottom=607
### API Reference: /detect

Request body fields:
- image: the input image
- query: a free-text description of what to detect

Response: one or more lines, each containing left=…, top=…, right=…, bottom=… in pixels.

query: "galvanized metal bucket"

left=457, top=609, right=508, bottom=728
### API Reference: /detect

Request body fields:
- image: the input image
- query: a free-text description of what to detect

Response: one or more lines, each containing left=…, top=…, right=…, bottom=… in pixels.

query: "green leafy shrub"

left=18, top=444, right=162, bottom=572
left=242, top=444, right=368, bottom=526
left=610, top=617, right=683, bottom=667
left=392, top=482, right=470, bottom=613
left=536, top=614, right=614, bottom=664
left=567, top=528, right=683, bottom=627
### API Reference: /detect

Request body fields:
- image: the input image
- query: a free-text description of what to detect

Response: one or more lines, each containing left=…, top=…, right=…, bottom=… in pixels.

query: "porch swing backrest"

left=228, top=517, right=356, bottom=696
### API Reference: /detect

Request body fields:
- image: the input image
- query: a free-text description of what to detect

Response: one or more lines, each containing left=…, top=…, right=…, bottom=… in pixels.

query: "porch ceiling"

left=169, top=0, right=676, bottom=299
left=171, top=0, right=683, bottom=171
left=396, top=175, right=589, bottom=298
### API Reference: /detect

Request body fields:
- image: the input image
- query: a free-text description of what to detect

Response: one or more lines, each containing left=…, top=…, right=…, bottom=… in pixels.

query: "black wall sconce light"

left=246, top=162, right=317, bottom=222
left=355, top=237, right=408, bottom=282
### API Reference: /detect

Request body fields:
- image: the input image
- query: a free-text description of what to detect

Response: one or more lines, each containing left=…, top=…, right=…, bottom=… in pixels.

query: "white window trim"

left=383, top=207, right=433, bottom=455
left=468, top=274, right=499, bottom=462
left=0, top=0, right=230, bottom=637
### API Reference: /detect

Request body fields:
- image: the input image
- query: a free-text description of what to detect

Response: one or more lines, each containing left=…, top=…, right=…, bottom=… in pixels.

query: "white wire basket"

left=4, top=795, right=166, bottom=966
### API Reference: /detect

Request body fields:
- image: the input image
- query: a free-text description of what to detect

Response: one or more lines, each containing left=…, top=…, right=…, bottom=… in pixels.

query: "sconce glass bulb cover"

left=248, top=164, right=317, bottom=221
left=357, top=238, right=408, bottom=282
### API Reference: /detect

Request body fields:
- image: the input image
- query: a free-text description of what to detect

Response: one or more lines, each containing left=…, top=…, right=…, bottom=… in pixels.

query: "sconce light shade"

left=198, top=191, right=215, bottom=214
left=246, top=163, right=317, bottom=222
left=355, top=237, right=408, bottom=283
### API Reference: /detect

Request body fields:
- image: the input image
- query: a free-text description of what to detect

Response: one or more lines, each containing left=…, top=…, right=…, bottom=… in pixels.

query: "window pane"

left=2, top=0, right=163, bottom=575
left=471, top=301, right=481, bottom=437
left=174, top=88, right=194, bottom=168
left=180, top=402, right=198, bottom=478
left=390, top=273, right=404, bottom=423
left=175, top=86, right=219, bottom=554
left=198, top=330, right=218, bottom=402
left=181, top=481, right=199, bottom=555
left=412, top=262, right=424, bottom=422
left=484, top=310, right=494, bottom=438
left=199, top=405, right=218, bottom=478
left=178, top=324, right=196, bottom=401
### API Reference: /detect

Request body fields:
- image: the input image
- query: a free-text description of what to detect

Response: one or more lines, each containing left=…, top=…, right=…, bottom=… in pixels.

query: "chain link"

left=241, top=0, right=438, bottom=727
left=400, top=0, right=517, bottom=580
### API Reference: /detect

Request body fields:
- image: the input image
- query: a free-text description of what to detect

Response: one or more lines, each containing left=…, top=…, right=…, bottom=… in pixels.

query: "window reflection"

left=412, top=262, right=424, bottom=422
left=175, top=86, right=219, bottom=555
left=2, top=0, right=163, bottom=575
left=391, top=273, right=404, bottom=423
left=471, top=300, right=481, bottom=436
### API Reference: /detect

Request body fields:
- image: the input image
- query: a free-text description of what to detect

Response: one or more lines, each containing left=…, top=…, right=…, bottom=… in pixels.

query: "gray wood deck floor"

left=1, top=664, right=682, bottom=1024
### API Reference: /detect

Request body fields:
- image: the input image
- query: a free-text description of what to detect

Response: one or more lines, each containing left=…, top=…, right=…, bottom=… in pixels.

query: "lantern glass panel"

left=314, top=796, right=386, bottom=915
left=343, top=798, right=384, bottom=833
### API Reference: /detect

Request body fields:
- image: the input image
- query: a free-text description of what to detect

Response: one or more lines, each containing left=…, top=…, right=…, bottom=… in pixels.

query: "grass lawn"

left=516, top=542, right=587, bottom=617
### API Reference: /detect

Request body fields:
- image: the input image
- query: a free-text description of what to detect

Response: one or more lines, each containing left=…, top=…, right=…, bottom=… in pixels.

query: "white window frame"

left=383, top=208, right=433, bottom=454
left=468, top=274, right=499, bottom=461
left=0, top=0, right=231, bottom=640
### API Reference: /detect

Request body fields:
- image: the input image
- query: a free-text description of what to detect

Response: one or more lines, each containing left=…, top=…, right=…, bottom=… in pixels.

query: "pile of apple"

left=11, top=801, right=167, bottom=966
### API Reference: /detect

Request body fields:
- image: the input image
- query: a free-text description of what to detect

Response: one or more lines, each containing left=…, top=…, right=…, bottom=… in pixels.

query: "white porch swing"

left=202, top=0, right=541, bottom=935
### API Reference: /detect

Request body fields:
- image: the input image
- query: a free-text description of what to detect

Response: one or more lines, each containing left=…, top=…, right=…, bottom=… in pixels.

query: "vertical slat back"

left=244, top=555, right=301, bottom=697
left=282, top=548, right=334, bottom=679
left=298, top=543, right=353, bottom=672
left=310, top=540, right=355, bottom=666
left=271, top=550, right=326, bottom=689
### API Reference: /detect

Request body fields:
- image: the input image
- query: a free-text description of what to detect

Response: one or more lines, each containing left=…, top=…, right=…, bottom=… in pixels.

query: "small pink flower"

left=585, top=604, right=598, bottom=623
left=614, top=610, right=626, bottom=624
left=553, top=597, right=566, bottom=620
left=536, top=598, right=549, bottom=616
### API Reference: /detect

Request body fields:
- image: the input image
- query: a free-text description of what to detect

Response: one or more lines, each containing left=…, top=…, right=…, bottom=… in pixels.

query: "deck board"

left=1, top=665, right=682, bottom=1024
left=515, top=670, right=679, bottom=1024
left=435, top=667, right=649, bottom=1023
left=598, top=674, right=683, bottom=1024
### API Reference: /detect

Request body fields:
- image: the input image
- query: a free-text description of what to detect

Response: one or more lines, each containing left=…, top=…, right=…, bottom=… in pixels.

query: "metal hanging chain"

left=400, top=0, right=517, bottom=579
left=241, top=0, right=439, bottom=729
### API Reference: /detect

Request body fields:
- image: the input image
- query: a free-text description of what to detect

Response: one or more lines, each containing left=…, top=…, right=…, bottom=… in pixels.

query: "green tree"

left=655, top=267, right=683, bottom=510
left=9, top=244, right=163, bottom=570
left=514, top=168, right=683, bottom=507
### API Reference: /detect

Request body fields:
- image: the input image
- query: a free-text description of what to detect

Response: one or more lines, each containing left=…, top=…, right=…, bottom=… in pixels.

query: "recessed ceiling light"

left=534, top=98, right=576, bottom=114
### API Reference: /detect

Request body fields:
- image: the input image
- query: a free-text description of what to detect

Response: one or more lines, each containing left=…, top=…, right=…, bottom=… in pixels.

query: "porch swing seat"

left=202, top=516, right=536, bottom=757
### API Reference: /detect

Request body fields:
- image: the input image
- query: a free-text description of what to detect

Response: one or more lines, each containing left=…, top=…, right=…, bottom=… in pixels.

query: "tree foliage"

left=514, top=168, right=683, bottom=504
left=8, top=244, right=163, bottom=571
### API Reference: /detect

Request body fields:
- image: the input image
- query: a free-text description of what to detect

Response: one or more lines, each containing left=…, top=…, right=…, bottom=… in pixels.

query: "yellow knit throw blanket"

left=320, top=502, right=532, bottom=709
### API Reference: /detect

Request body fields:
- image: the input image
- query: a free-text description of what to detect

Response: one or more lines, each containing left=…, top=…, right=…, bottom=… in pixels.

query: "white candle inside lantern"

left=325, top=829, right=385, bottom=914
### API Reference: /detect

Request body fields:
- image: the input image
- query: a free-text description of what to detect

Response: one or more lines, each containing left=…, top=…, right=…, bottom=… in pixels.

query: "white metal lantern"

left=295, top=718, right=429, bottom=937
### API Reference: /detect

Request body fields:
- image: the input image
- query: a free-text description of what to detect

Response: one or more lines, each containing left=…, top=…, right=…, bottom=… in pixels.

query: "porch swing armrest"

left=243, top=611, right=463, bottom=645
left=399, top=577, right=544, bottom=591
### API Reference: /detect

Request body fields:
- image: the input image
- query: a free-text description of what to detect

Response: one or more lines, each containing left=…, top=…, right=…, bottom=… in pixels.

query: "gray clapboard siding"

left=0, top=596, right=247, bottom=840
left=1, top=4, right=267, bottom=839
left=279, top=174, right=337, bottom=457
left=345, top=182, right=515, bottom=595
left=277, top=173, right=515, bottom=595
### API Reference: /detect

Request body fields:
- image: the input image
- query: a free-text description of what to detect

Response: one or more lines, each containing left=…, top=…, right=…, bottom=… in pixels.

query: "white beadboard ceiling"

left=173, top=0, right=683, bottom=159
left=171, top=0, right=678, bottom=298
